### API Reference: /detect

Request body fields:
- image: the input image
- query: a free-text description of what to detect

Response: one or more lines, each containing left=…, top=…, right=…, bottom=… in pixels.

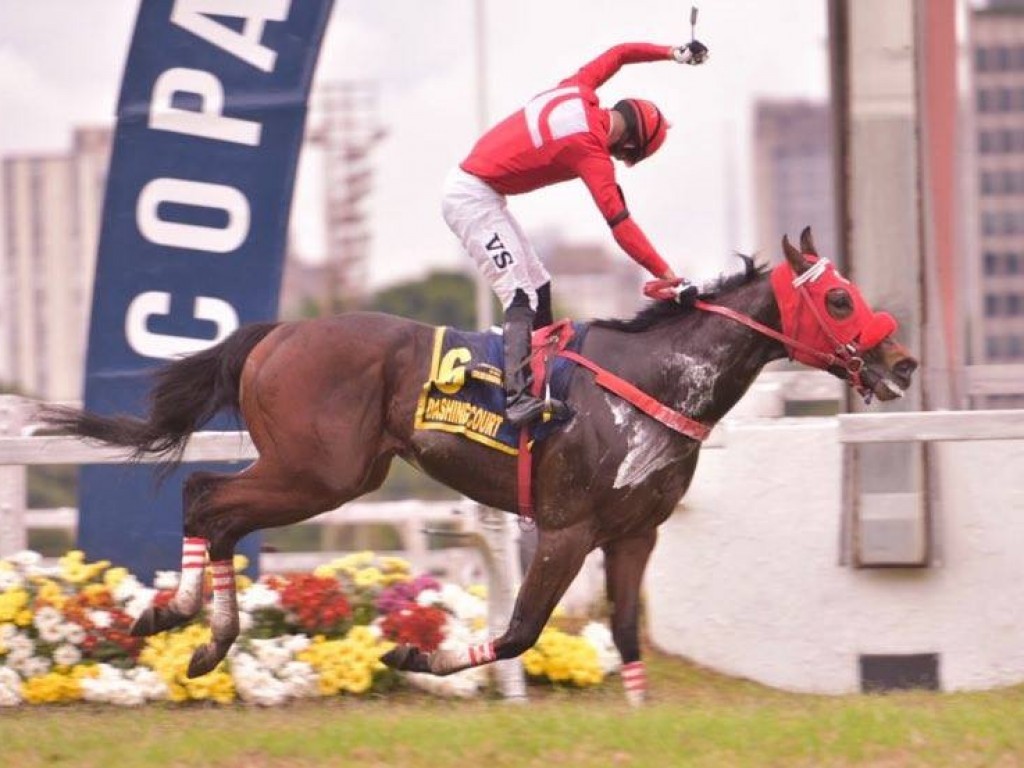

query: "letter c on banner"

left=125, top=290, right=239, bottom=359
left=137, top=178, right=250, bottom=253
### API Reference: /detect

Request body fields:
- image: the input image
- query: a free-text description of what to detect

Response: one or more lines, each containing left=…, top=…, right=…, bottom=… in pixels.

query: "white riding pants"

left=441, top=167, right=551, bottom=312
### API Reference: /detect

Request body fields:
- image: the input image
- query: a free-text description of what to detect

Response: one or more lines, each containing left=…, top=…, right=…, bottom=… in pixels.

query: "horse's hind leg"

left=184, top=452, right=395, bottom=678
left=130, top=471, right=223, bottom=638
left=603, top=530, right=657, bottom=705
left=384, top=520, right=593, bottom=675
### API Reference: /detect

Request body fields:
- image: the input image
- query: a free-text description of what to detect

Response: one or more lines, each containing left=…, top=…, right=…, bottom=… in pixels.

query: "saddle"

left=413, top=319, right=584, bottom=455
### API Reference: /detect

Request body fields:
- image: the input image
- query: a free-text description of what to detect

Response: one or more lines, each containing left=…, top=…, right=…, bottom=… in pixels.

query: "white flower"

left=415, top=588, right=442, bottom=607
left=238, top=582, right=281, bottom=612
left=87, top=610, right=113, bottom=629
left=112, top=574, right=148, bottom=603
left=82, top=664, right=169, bottom=706
left=405, top=668, right=483, bottom=698
left=153, top=571, right=180, bottom=590
left=52, top=643, right=82, bottom=667
left=16, top=656, right=51, bottom=679
left=581, top=621, right=622, bottom=674
left=0, top=667, right=22, bottom=706
left=33, top=606, right=62, bottom=631
left=7, top=551, right=42, bottom=569
left=5, top=634, right=34, bottom=663
left=122, top=587, right=158, bottom=619
left=37, top=623, right=65, bottom=644
left=281, top=634, right=311, bottom=653
left=251, top=638, right=291, bottom=673
left=0, top=569, right=25, bottom=591
left=61, top=622, right=86, bottom=645
left=438, top=583, right=487, bottom=622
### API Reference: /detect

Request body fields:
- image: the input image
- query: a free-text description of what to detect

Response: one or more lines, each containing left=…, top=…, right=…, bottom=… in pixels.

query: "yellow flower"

left=378, top=556, right=411, bottom=574
left=233, top=554, right=249, bottom=573
left=467, top=584, right=487, bottom=600
left=353, top=567, right=382, bottom=589
left=139, top=624, right=235, bottom=703
left=346, top=625, right=377, bottom=647
left=103, top=567, right=129, bottom=589
left=0, top=588, right=29, bottom=622
left=522, top=649, right=545, bottom=676
left=21, top=672, right=83, bottom=705
left=313, top=565, right=335, bottom=579
left=14, top=609, right=32, bottom=627
left=81, top=583, right=110, bottom=603
left=35, top=580, right=63, bottom=604
left=71, top=665, right=101, bottom=680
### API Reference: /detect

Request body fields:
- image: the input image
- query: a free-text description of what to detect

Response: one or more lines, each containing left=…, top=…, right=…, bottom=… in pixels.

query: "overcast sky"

left=0, top=0, right=829, bottom=288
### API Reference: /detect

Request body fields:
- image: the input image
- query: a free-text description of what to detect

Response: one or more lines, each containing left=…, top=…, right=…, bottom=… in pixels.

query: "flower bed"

left=0, top=549, right=621, bottom=706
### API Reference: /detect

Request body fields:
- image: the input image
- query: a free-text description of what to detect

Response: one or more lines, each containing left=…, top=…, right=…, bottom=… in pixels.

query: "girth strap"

left=514, top=337, right=712, bottom=520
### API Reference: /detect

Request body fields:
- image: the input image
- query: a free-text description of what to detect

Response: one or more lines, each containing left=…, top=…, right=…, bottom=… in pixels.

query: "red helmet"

left=611, top=98, right=670, bottom=165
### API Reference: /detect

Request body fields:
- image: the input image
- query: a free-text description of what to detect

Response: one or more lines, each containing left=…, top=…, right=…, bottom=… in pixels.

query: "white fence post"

left=0, top=396, right=29, bottom=557
left=477, top=505, right=527, bottom=701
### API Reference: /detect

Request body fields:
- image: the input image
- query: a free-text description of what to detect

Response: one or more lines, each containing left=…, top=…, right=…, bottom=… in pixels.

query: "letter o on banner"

left=137, top=178, right=251, bottom=253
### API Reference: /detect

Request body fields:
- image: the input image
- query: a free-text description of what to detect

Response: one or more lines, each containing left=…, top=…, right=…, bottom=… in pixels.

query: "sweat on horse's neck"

left=590, top=276, right=785, bottom=427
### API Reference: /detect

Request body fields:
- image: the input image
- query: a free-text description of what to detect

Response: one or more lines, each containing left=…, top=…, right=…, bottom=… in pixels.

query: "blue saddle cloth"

left=413, top=323, right=588, bottom=455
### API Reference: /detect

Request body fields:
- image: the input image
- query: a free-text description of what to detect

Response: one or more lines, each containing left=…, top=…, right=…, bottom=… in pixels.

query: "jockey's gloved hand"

left=672, top=40, right=709, bottom=65
left=672, top=280, right=699, bottom=307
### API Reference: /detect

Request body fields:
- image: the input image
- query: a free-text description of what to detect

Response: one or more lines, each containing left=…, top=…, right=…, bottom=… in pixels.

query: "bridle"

left=645, top=257, right=898, bottom=402
left=695, top=297, right=873, bottom=399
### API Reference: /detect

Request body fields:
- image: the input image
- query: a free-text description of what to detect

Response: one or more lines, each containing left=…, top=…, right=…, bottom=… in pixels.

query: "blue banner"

left=80, top=0, right=334, bottom=583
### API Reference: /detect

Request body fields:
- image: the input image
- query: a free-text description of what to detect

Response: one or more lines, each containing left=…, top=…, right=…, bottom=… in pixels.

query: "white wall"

left=646, top=418, right=1024, bottom=694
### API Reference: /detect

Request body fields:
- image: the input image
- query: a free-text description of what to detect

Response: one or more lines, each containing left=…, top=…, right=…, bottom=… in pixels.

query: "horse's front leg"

left=603, top=529, right=657, bottom=706
left=383, top=520, right=593, bottom=675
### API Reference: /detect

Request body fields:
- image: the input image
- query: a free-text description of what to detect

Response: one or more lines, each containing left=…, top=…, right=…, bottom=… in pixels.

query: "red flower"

left=380, top=604, right=447, bottom=652
left=267, top=574, right=352, bottom=636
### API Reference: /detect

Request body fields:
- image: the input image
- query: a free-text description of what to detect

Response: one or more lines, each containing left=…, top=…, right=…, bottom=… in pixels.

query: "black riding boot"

left=503, top=304, right=563, bottom=427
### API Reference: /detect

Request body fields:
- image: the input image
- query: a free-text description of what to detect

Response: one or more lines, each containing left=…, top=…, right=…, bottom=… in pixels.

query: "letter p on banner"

left=80, top=0, right=335, bottom=583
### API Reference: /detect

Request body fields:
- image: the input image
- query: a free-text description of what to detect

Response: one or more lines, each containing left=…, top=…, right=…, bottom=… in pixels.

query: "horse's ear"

left=782, top=234, right=811, bottom=273
left=799, top=226, right=818, bottom=256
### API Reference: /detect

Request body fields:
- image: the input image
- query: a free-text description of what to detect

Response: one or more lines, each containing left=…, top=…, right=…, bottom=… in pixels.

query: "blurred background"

left=5, top=0, right=1022, bottom=409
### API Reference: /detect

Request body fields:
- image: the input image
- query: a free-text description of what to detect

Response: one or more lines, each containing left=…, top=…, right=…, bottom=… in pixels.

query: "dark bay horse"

left=39, top=227, right=917, bottom=703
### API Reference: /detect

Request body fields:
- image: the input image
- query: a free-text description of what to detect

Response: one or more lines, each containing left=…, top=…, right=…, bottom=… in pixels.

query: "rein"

left=693, top=299, right=856, bottom=373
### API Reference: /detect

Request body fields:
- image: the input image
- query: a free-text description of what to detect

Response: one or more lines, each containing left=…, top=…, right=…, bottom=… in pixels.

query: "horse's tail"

left=39, top=322, right=280, bottom=470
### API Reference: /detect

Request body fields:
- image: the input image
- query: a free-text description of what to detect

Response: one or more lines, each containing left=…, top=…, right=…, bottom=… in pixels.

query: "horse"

left=39, top=227, right=917, bottom=704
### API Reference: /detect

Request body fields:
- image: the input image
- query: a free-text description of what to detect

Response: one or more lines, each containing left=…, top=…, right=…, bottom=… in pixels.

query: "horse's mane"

left=592, top=254, right=768, bottom=333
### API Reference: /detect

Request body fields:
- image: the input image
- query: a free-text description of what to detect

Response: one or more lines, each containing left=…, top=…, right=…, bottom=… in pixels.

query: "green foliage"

left=368, top=270, right=497, bottom=329
left=27, top=465, right=77, bottom=508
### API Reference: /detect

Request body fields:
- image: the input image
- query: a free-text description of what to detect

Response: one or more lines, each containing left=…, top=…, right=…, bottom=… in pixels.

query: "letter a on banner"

left=80, top=0, right=335, bottom=583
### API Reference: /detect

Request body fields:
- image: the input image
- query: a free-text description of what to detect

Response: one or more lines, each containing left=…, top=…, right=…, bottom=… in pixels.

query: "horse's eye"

left=825, top=288, right=854, bottom=319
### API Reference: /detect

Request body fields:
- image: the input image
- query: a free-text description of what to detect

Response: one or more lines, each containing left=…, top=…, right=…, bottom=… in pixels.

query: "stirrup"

left=505, top=394, right=565, bottom=428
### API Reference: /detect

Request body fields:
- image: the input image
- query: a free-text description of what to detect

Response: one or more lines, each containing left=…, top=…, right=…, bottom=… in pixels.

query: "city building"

left=540, top=240, right=645, bottom=322
left=1, top=127, right=111, bottom=400
left=751, top=99, right=837, bottom=266
left=970, top=0, right=1024, bottom=373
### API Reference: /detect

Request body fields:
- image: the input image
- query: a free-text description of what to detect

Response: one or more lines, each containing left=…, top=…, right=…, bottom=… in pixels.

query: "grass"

left=3, top=649, right=1024, bottom=767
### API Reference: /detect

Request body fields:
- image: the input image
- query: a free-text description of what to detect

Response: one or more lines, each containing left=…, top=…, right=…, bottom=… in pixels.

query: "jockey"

left=442, top=40, right=710, bottom=428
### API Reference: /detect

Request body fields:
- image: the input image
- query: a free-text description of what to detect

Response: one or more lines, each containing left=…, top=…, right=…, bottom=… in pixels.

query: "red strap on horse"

left=558, top=350, right=711, bottom=442
left=516, top=320, right=575, bottom=520
left=517, top=427, right=533, bottom=519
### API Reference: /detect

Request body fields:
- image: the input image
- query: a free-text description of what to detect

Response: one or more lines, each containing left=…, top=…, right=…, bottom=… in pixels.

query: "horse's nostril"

left=893, top=358, right=918, bottom=383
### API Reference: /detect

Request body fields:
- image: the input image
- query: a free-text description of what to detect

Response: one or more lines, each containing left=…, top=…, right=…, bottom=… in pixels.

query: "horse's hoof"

left=381, top=644, right=430, bottom=673
left=186, top=642, right=227, bottom=678
left=130, top=606, right=189, bottom=637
